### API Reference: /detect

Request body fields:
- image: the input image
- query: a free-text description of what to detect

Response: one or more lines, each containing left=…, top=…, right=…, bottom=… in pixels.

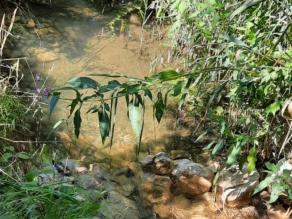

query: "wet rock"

left=141, top=152, right=173, bottom=175
left=26, top=19, right=36, bottom=28
left=216, top=166, right=259, bottom=208
left=98, top=191, right=139, bottom=219
left=171, top=159, right=214, bottom=195
left=34, top=48, right=58, bottom=62
left=142, top=174, right=172, bottom=205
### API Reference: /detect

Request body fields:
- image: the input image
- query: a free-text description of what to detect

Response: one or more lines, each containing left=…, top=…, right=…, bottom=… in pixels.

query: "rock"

left=141, top=155, right=154, bottom=167
left=216, top=165, right=259, bottom=208
left=142, top=174, right=172, bottom=205
left=170, top=150, right=191, bottom=160
left=37, top=173, right=53, bottom=185
left=26, top=19, right=36, bottom=28
left=75, top=174, right=102, bottom=190
left=113, top=167, right=135, bottom=178
left=141, top=152, right=173, bottom=175
left=98, top=191, right=139, bottom=219
left=34, top=48, right=58, bottom=62
left=112, top=175, right=136, bottom=197
left=60, top=159, right=88, bottom=174
left=171, top=159, right=214, bottom=196
left=153, top=152, right=173, bottom=175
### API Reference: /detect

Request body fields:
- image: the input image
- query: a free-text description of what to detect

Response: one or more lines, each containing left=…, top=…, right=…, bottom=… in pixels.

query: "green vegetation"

left=0, top=4, right=102, bottom=218
left=51, top=0, right=292, bottom=204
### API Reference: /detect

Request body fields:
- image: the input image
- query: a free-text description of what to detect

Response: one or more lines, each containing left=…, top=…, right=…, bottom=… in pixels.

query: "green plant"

left=0, top=176, right=101, bottom=219
left=254, top=161, right=292, bottom=203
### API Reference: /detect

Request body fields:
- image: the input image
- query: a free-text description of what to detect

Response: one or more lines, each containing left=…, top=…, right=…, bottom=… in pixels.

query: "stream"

left=10, top=1, right=261, bottom=218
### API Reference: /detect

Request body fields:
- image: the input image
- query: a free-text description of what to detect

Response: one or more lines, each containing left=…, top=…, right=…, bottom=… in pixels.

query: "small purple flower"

left=43, top=88, right=49, bottom=97
left=35, top=74, right=41, bottom=81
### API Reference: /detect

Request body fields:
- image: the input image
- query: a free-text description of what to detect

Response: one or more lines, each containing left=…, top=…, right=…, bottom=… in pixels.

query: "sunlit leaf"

left=269, top=183, right=284, bottom=203
left=254, top=175, right=273, bottom=194
left=129, top=100, right=144, bottom=142
left=17, top=152, right=30, bottom=160
left=212, top=139, right=224, bottom=156
left=247, top=147, right=257, bottom=173
left=226, top=145, right=241, bottom=166
left=156, top=69, right=180, bottom=81
left=265, top=101, right=282, bottom=116
left=53, top=120, right=64, bottom=130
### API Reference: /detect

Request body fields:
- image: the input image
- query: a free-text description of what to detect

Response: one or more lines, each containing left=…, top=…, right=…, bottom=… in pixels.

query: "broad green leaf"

left=67, top=77, right=99, bottom=89
left=156, top=70, right=180, bottom=81
left=98, top=105, right=110, bottom=144
left=98, top=80, right=121, bottom=93
left=226, top=144, right=242, bottom=166
left=17, top=152, right=30, bottom=160
left=269, top=183, right=284, bottom=203
left=154, top=92, right=165, bottom=123
left=212, top=140, right=224, bottom=156
left=144, top=88, right=153, bottom=100
left=254, top=175, right=273, bottom=194
left=172, top=80, right=184, bottom=96
left=204, top=141, right=216, bottom=150
left=247, top=147, right=257, bottom=173
left=265, top=162, right=277, bottom=172
left=69, top=98, right=79, bottom=118
left=265, top=101, right=282, bottom=116
left=49, top=92, right=60, bottom=115
left=3, top=152, right=13, bottom=161
left=74, top=109, right=82, bottom=138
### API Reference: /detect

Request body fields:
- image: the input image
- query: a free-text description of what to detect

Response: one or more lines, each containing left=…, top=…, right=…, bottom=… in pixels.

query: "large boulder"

left=216, top=166, right=259, bottom=208
left=141, top=152, right=173, bottom=175
left=171, top=159, right=214, bottom=196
